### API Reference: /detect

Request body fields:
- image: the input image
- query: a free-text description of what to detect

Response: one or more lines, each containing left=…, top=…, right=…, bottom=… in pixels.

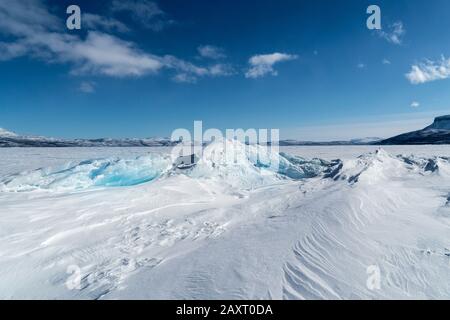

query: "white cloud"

left=245, top=52, right=298, bottom=79
left=0, top=29, right=164, bottom=77
left=197, top=45, right=226, bottom=59
left=0, top=41, right=28, bottom=60
left=378, top=21, right=405, bottom=45
left=83, top=13, right=129, bottom=33
left=162, top=57, right=234, bottom=82
left=208, top=63, right=235, bottom=77
left=0, top=0, right=233, bottom=82
left=170, top=63, right=234, bottom=82
left=0, top=0, right=61, bottom=35
left=357, top=63, right=366, bottom=69
left=70, top=32, right=164, bottom=77
left=162, top=55, right=209, bottom=77
left=410, top=101, right=420, bottom=108
left=382, top=58, right=391, bottom=65
left=79, top=81, right=96, bottom=93
left=406, top=56, right=450, bottom=84
left=172, top=73, right=197, bottom=84
left=111, top=0, right=172, bottom=31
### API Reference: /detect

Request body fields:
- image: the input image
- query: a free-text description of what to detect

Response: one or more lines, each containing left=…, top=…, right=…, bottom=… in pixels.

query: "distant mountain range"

left=0, top=129, right=177, bottom=147
left=278, top=137, right=382, bottom=146
left=379, top=115, right=450, bottom=145
left=0, top=128, right=382, bottom=147
left=280, top=116, right=450, bottom=145
left=1, top=116, right=449, bottom=147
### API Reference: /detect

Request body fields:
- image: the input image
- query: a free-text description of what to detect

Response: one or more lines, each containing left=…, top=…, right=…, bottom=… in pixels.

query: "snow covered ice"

left=0, top=155, right=173, bottom=192
left=0, top=142, right=449, bottom=299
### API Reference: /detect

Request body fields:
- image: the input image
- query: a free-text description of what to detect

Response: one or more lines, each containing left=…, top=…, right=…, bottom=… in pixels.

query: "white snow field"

left=0, top=142, right=449, bottom=299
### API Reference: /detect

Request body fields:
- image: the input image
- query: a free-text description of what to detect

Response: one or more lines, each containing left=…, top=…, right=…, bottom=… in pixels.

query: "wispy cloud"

left=197, top=45, right=226, bottom=59
left=406, top=56, right=450, bottom=84
left=0, top=0, right=232, bottom=82
left=79, top=81, right=96, bottom=93
left=382, top=58, right=391, bottom=65
left=0, top=41, right=28, bottom=61
left=71, top=32, right=164, bottom=77
left=208, top=63, right=235, bottom=76
left=170, top=62, right=234, bottom=83
left=172, top=73, right=197, bottom=84
left=111, top=0, right=173, bottom=31
left=245, top=53, right=298, bottom=79
left=410, top=101, right=420, bottom=108
left=0, top=1, right=162, bottom=76
left=378, top=21, right=405, bottom=45
left=357, top=63, right=366, bottom=69
left=0, top=0, right=60, bottom=34
left=83, top=13, right=130, bottom=33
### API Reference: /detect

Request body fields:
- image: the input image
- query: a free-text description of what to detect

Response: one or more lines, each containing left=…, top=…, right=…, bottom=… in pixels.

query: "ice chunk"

left=0, top=154, right=172, bottom=192
left=187, top=140, right=336, bottom=188
left=0, top=140, right=344, bottom=192
left=278, top=152, right=336, bottom=179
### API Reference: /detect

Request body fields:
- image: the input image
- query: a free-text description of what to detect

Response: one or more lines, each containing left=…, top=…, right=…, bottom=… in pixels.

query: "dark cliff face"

left=425, top=115, right=450, bottom=130
left=380, top=115, right=450, bottom=145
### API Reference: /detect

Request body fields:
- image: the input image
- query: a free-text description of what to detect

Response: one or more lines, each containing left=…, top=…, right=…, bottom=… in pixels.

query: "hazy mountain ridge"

left=278, top=137, right=381, bottom=146
left=0, top=129, right=178, bottom=147
left=0, top=128, right=382, bottom=147
left=3, top=115, right=450, bottom=147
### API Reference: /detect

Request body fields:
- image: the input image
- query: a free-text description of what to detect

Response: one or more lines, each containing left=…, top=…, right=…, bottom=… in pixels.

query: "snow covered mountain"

left=0, top=127, right=382, bottom=147
left=6, top=115, right=450, bottom=148
left=380, top=115, right=450, bottom=145
left=0, top=128, right=178, bottom=147
left=0, top=128, right=18, bottom=138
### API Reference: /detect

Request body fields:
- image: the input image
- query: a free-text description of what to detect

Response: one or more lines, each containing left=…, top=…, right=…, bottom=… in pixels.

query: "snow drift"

left=0, top=141, right=449, bottom=299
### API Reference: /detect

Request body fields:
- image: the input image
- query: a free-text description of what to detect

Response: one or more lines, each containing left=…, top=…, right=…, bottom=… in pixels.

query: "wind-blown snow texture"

left=0, top=142, right=449, bottom=299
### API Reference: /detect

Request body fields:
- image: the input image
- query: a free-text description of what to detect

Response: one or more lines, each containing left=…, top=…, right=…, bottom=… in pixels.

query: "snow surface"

left=0, top=142, right=449, bottom=299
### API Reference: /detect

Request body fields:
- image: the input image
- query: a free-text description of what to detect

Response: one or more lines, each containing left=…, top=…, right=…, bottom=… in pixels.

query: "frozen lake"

left=0, top=143, right=449, bottom=299
left=1, top=145, right=450, bottom=176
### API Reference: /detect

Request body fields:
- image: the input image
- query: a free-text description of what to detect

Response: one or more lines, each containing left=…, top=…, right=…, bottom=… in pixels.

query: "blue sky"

left=0, top=0, right=450, bottom=140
